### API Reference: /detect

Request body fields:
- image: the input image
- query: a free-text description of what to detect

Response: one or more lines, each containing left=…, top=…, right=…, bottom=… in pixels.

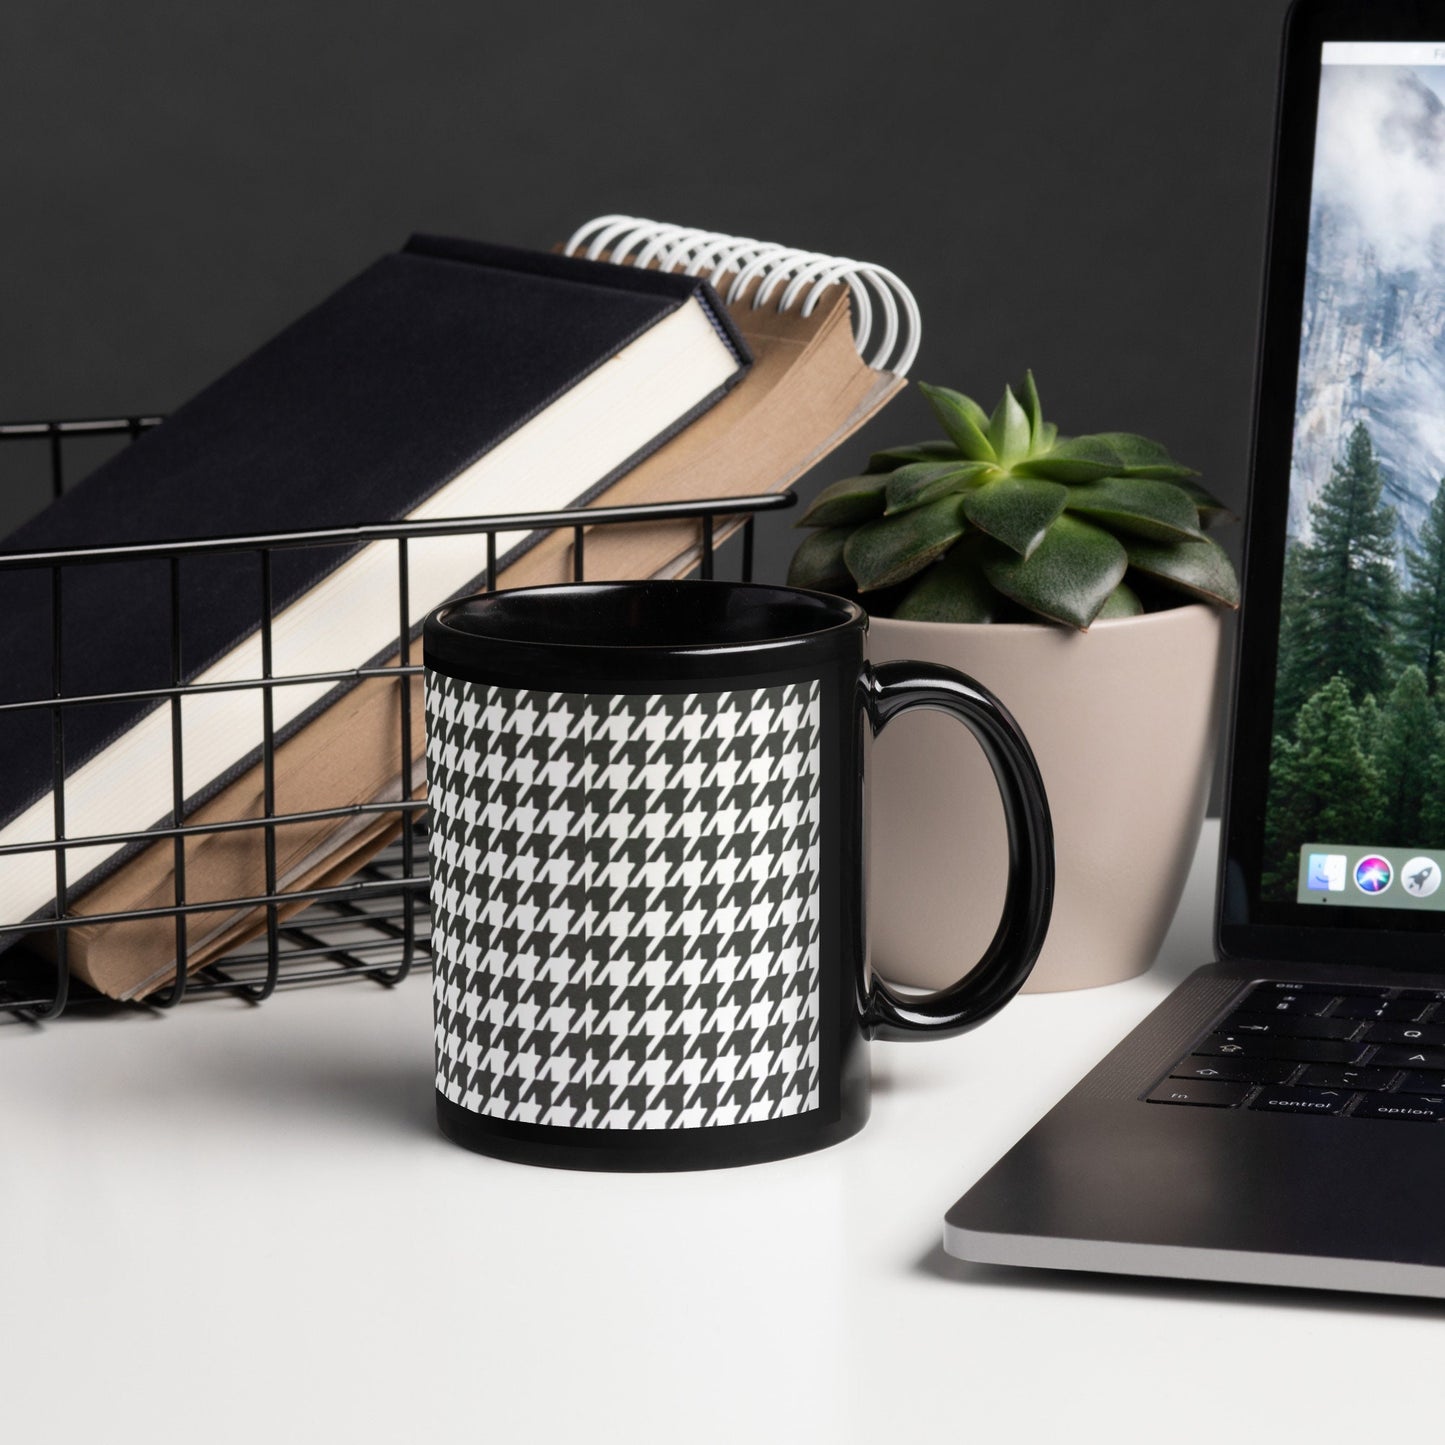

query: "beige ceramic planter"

left=866, top=604, right=1224, bottom=993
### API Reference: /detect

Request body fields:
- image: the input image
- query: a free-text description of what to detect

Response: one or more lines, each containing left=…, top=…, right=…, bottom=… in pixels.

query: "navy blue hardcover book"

left=0, top=235, right=749, bottom=930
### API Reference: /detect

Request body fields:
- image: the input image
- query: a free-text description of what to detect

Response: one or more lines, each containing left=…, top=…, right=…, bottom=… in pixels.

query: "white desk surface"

left=4, top=817, right=1441, bottom=1445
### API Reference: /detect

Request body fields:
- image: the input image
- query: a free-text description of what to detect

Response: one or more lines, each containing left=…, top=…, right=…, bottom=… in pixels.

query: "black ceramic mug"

left=423, top=580, right=1053, bottom=1171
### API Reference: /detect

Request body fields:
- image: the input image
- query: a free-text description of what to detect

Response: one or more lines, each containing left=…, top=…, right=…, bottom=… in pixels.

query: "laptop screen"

left=1264, top=40, right=1445, bottom=917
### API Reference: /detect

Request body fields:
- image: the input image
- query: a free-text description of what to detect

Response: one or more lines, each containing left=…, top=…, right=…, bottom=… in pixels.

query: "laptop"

left=944, top=0, right=1445, bottom=1299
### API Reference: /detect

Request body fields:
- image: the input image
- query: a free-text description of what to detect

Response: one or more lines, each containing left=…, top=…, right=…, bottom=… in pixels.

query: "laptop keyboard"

left=1148, top=981, right=1445, bottom=1120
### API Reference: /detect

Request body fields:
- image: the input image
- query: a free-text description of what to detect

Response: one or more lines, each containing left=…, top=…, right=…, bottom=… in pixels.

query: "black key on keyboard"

left=1297, top=1065, right=1395, bottom=1090
left=1147, top=1081, right=1254, bottom=1108
left=1361, top=1022, right=1445, bottom=1047
left=1332, top=998, right=1432, bottom=1022
left=1148, top=982, right=1445, bottom=1126
left=1368, top=1046, right=1445, bottom=1069
left=1229, top=990, right=1337, bottom=1017
left=1249, top=1087, right=1352, bottom=1116
left=1170, top=1056, right=1294, bottom=1085
left=1196, top=1035, right=1366, bottom=1064
left=1249, top=982, right=1382, bottom=998
left=1218, top=1015, right=1360, bottom=1041
left=1352, top=1096, right=1445, bottom=1122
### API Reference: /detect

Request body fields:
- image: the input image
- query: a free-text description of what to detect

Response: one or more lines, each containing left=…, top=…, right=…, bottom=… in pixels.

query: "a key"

left=1147, top=1081, right=1253, bottom=1108
left=1249, top=1087, right=1352, bottom=1115
left=1248, top=982, right=1382, bottom=998
left=1396, top=1071, right=1445, bottom=1096
left=1230, top=990, right=1336, bottom=1017
left=1170, top=1057, right=1294, bottom=1084
left=1361, top=1022, right=1445, bottom=1046
left=1297, top=1065, right=1394, bottom=1090
left=1368, top=1046, right=1445, bottom=1069
left=1332, top=998, right=1432, bottom=1022
left=1352, top=1096, right=1445, bottom=1122
left=1218, top=1015, right=1360, bottom=1041
left=1195, top=1035, right=1366, bottom=1064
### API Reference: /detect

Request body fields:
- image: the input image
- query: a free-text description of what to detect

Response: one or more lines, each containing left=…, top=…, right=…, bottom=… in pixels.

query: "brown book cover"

left=56, top=223, right=914, bottom=998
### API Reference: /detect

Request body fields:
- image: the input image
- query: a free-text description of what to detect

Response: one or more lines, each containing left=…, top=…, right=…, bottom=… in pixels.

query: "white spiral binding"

left=562, top=215, right=921, bottom=376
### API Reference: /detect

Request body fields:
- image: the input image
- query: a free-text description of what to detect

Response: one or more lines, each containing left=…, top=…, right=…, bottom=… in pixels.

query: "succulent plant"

left=787, top=374, right=1239, bottom=629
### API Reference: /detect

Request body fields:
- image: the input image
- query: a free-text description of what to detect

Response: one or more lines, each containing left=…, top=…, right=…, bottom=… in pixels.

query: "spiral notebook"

left=517, top=215, right=918, bottom=585
left=54, top=217, right=919, bottom=998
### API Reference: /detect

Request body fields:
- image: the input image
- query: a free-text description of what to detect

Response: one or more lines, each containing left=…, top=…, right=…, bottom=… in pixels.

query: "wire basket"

left=0, top=414, right=794, bottom=1023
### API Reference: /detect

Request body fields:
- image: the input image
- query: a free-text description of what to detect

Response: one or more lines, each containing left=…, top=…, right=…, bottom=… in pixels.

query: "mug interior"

left=430, top=580, right=861, bottom=651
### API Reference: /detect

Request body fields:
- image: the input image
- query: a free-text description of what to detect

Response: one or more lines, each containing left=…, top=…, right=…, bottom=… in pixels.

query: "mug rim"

left=425, top=579, right=867, bottom=656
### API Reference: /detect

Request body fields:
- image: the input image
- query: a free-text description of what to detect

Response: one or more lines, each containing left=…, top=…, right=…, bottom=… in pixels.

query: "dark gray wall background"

left=3, top=0, right=1292, bottom=589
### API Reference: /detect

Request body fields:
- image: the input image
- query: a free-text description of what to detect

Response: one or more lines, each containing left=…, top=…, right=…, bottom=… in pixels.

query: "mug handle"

left=860, top=660, right=1055, bottom=1042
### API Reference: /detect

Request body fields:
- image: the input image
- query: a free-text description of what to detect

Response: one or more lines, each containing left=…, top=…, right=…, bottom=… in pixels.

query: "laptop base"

left=944, top=963, right=1445, bottom=1300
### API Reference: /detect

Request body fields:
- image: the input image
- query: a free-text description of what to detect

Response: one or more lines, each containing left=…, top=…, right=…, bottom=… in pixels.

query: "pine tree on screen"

left=1274, top=422, right=1398, bottom=729
left=1262, top=674, right=1381, bottom=895
left=1372, top=665, right=1440, bottom=846
left=1272, top=543, right=1309, bottom=734
left=1400, top=478, right=1445, bottom=696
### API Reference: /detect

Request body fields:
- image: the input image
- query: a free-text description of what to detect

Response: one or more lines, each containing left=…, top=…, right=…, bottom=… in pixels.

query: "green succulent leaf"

left=809, top=374, right=1234, bottom=624
left=843, top=496, right=967, bottom=592
left=916, top=383, right=997, bottom=462
left=980, top=514, right=1129, bottom=629
left=988, top=384, right=1032, bottom=463
left=1126, top=535, right=1240, bottom=607
left=786, top=525, right=855, bottom=592
left=1020, top=370, right=1043, bottom=447
left=960, top=476, right=1069, bottom=558
left=886, top=460, right=997, bottom=514
left=892, top=547, right=996, bottom=623
left=1088, top=432, right=1200, bottom=480
left=1063, top=476, right=1205, bottom=542
left=922, top=383, right=991, bottom=433
left=1096, top=580, right=1144, bottom=619
left=796, top=473, right=888, bottom=527
left=1012, top=435, right=1125, bottom=483
left=866, top=440, right=965, bottom=473
left=1172, top=477, right=1235, bottom=528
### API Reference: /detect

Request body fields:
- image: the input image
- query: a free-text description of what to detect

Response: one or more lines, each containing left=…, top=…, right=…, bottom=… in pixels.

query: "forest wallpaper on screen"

left=1263, top=60, right=1445, bottom=898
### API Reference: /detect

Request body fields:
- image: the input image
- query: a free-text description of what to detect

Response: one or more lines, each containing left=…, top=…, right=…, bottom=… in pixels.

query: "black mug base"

left=435, top=1092, right=869, bottom=1172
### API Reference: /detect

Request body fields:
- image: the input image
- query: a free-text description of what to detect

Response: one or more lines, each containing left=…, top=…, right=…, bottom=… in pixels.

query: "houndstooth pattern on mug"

left=426, top=675, right=823, bottom=1130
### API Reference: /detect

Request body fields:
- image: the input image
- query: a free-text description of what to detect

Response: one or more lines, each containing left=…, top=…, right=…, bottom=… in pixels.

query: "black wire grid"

left=0, top=415, right=794, bottom=1022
